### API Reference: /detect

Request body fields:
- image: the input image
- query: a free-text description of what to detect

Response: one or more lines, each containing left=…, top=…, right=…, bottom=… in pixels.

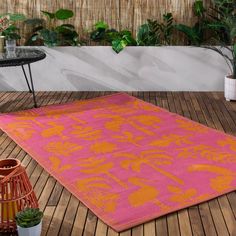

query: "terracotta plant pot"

left=224, top=75, right=236, bottom=101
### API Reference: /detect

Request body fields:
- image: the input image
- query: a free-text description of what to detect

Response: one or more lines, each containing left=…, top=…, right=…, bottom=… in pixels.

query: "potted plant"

left=0, top=13, right=25, bottom=52
left=15, top=208, right=43, bottom=236
left=201, top=0, right=236, bottom=101
left=0, top=15, right=9, bottom=53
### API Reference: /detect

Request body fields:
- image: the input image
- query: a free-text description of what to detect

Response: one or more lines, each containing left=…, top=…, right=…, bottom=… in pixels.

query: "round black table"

left=0, top=48, right=46, bottom=108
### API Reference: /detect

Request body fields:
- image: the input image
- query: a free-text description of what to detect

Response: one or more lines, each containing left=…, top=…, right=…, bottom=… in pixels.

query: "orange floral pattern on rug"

left=1, top=93, right=236, bottom=232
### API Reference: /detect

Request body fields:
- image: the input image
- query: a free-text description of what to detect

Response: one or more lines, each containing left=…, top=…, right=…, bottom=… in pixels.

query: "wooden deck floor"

left=0, top=91, right=236, bottom=236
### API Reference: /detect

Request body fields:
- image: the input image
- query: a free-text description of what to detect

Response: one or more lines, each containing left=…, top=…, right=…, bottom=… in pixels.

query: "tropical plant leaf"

left=25, top=9, right=79, bottom=46
left=24, top=18, right=45, bottom=26
left=121, top=30, right=137, bottom=45
left=31, top=34, right=39, bottom=41
left=90, top=28, right=106, bottom=41
left=174, top=24, right=200, bottom=45
left=233, top=44, right=236, bottom=57
left=5, top=25, right=19, bottom=31
left=56, top=25, right=74, bottom=34
left=8, top=13, right=26, bottom=21
left=60, top=24, right=75, bottom=29
left=32, top=25, right=44, bottom=33
left=207, top=22, right=227, bottom=30
left=112, top=39, right=128, bottom=53
left=55, top=9, right=74, bottom=20
left=95, top=21, right=108, bottom=30
left=105, top=29, right=119, bottom=42
left=162, top=13, right=174, bottom=44
left=136, top=14, right=173, bottom=46
left=193, top=0, right=206, bottom=17
left=39, top=29, right=59, bottom=46
left=137, top=20, right=160, bottom=46
left=41, top=11, right=55, bottom=19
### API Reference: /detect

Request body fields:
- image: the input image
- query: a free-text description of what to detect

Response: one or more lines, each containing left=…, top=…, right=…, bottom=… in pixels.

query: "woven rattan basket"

left=0, top=159, right=38, bottom=232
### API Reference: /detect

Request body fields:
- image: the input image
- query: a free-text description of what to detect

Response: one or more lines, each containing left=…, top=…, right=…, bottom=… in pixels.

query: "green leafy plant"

left=174, top=0, right=208, bottom=45
left=137, top=13, right=174, bottom=46
left=25, top=9, right=79, bottom=46
left=204, top=0, right=236, bottom=78
left=111, top=30, right=137, bottom=53
left=90, top=21, right=137, bottom=53
left=15, top=208, right=43, bottom=228
left=0, top=13, right=25, bottom=40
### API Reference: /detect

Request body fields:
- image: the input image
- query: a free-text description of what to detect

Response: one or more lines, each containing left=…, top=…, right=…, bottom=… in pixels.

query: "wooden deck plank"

left=200, top=93, right=224, bottom=131
left=188, top=206, right=205, bottom=236
left=46, top=188, right=71, bottom=236
left=59, top=195, right=80, bottom=236
left=205, top=93, right=232, bottom=133
left=119, top=229, right=131, bottom=236
left=47, top=181, right=64, bottom=206
left=0, top=92, right=236, bottom=236
left=217, top=195, right=236, bottom=234
left=83, top=210, right=98, bottom=236
left=208, top=199, right=229, bottom=236
left=132, top=225, right=144, bottom=236
left=167, top=214, right=180, bottom=236
left=178, top=210, right=193, bottom=236
left=190, top=92, right=207, bottom=126
left=227, top=192, right=236, bottom=218
left=198, top=202, right=217, bottom=236
left=107, top=228, right=119, bottom=236
left=71, top=202, right=88, bottom=236
left=143, top=221, right=156, bottom=236
left=155, top=217, right=168, bottom=236
left=41, top=206, right=56, bottom=236
left=38, top=177, right=57, bottom=211
left=95, top=219, right=108, bottom=236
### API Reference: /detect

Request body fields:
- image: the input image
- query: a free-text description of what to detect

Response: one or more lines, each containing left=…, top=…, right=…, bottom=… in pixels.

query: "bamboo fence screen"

left=0, top=0, right=212, bottom=44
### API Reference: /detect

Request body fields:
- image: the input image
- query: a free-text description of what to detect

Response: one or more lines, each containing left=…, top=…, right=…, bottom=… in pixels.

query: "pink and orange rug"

left=0, top=93, right=236, bottom=231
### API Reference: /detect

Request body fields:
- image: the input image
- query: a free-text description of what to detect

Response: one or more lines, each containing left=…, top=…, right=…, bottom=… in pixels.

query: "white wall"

left=0, top=46, right=229, bottom=91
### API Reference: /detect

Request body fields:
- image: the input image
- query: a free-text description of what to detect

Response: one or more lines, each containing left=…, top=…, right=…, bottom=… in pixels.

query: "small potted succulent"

left=15, top=208, right=43, bottom=236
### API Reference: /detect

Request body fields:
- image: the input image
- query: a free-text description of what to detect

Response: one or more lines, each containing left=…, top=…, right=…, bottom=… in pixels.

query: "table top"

left=0, top=48, right=46, bottom=67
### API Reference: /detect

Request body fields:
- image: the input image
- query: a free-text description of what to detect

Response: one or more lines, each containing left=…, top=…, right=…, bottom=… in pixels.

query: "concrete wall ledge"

left=0, top=46, right=228, bottom=91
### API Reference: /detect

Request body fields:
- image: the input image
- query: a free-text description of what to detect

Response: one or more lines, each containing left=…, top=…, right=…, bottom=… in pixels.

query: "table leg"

left=21, top=65, right=32, bottom=93
left=21, top=64, right=37, bottom=108
left=28, top=64, right=37, bottom=108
